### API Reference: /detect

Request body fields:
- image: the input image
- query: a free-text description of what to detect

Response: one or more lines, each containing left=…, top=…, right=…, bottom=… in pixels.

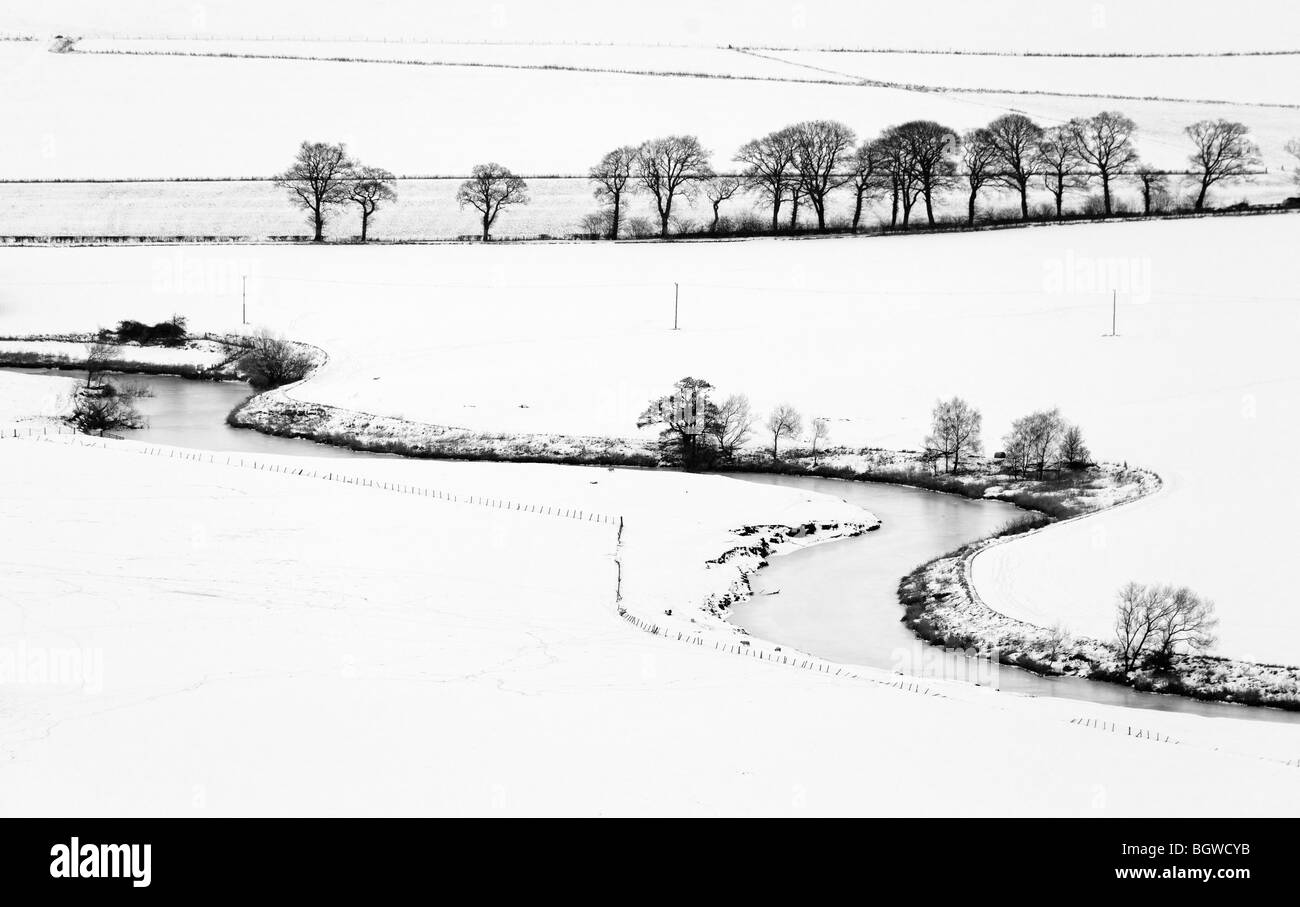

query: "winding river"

left=12, top=367, right=1297, bottom=724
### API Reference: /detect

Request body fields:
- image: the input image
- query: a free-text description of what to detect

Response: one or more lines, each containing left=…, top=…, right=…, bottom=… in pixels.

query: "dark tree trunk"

left=482, top=211, right=491, bottom=242
left=360, top=210, right=369, bottom=242
left=313, top=207, right=324, bottom=242
left=770, top=191, right=782, bottom=234
left=1019, top=182, right=1029, bottom=219
left=851, top=191, right=864, bottom=231
left=610, top=192, right=621, bottom=239
left=890, top=181, right=899, bottom=227
left=924, top=187, right=935, bottom=224
left=1101, top=174, right=1113, bottom=215
left=1195, top=178, right=1209, bottom=211
left=967, top=188, right=978, bottom=225
left=659, top=196, right=671, bottom=238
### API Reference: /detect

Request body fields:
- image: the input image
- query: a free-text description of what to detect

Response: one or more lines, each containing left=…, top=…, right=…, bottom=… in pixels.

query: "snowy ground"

left=4, top=428, right=1300, bottom=817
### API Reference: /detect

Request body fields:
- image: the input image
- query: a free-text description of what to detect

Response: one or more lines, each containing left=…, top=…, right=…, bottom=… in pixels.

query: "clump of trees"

left=1002, top=408, right=1090, bottom=477
left=276, top=141, right=398, bottom=242
left=637, top=380, right=818, bottom=469
left=111, top=316, right=187, bottom=347
left=237, top=329, right=315, bottom=390
left=1113, top=582, right=1218, bottom=673
left=456, top=163, right=529, bottom=242
left=69, top=340, right=145, bottom=434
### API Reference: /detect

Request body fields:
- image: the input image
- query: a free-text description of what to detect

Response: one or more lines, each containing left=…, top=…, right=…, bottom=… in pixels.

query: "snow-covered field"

left=3, top=214, right=1299, bottom=665
left=2, top=38, right=1296, bottom=239
left=4, top=427, right=1300, bottom=816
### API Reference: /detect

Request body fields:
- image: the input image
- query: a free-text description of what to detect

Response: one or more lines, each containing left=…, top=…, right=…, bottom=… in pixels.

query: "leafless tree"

left=846, top=141, right=886, bottom=231
left=710, top=393, right=753, bottom=460
left=1134, top=165, right=1169, bottom=215
left=1058, top=423, right=1090, bottom=467
left=703, top=176, right=742, bottom=233
left=960, top=128, right=999, bottom=226
left=1067, top=112, right=1140, bottom=216
left=1184, top=119, right=1261, bottom=211
left=790, top=120, right=857, bottom=231
left=926, top=396, right=983, bottom=474
left=456, top=163, right=529, bottom=242
left=1114, top=582, right=1217, bottom=672
left=275, top=141, right=354, bottom=242
left=809, top=417, right=831, bottom=465
left=589, top=145, right=638, bottom=239
left=1114, top=582, right=1161, bottom=673
left=238, top=329, right=315, bottom=390
left=347, top=166, right=397, bottom=242
left=765, top=404, right=802, bottom=460
left=636, top=135, right=712, bottom=238
left=988, top=113, right=1043, bottom=219
left=1151, top=586, right=1218, bottom=664
left=735, top=127, right=798, bottom=234
left=84, top=339, right=114, bottom=388
left=893, top=120, right=958, bottom=226
left=1034, top=125, right=1087, bottom=218
left=1003, top=408, right=1065, bottom=478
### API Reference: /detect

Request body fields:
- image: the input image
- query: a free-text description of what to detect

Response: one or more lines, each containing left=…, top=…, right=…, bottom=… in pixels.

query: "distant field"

left=764, top=49, right=1300, bottom=106
left=3, top=41, right=1298, bottom=183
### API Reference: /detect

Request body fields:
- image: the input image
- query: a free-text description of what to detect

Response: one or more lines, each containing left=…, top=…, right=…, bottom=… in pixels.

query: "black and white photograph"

left=1, top=0, right=1297, bottom=885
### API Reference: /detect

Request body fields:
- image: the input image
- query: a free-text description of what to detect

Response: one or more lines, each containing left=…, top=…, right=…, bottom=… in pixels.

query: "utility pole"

left=673, top=282, right=679, bottom=330
left=1109, top=289, right=1117, bottom=337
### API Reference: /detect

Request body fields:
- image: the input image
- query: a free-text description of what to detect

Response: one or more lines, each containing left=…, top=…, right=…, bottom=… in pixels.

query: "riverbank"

left=7, top=328, right=1298, bottom=711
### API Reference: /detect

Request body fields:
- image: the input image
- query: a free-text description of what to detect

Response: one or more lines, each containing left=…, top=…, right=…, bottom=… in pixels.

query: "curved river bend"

left=14, top=368, right=1296, bottom=725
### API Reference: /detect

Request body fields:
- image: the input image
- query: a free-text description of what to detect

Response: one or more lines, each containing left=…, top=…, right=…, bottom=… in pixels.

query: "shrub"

left=237, top=330, right=315, bottom=390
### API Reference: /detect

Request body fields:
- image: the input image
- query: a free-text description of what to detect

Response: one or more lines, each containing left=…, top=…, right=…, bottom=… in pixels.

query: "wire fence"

left=0, top=428, right=623, bottom=527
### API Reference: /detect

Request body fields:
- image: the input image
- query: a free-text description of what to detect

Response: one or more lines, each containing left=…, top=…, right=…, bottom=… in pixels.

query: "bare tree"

left=846, top=141, right=887, bottom=231
left=809, top=417, right=831, bottom=465
left=710, top=393, right=753, bottom=460
left=790, top=120, right=857, bottom=231
left=347, top=166, right=397, bottom=242
left=1034, top=125, right=1087, bottom=218
left=1114, top=582, right=1217, bottom=672
left=1134, top=165, right=1168, bottom=215
left=703, top=176, right=742, bottom=233
left=893, top=120, right=958, bottom=225
left=1058, top=423, right=1090, bottom=467
left=275, top=141, right=354, bottom=242
left=1151, top=586, right=1218, bottom=664
left=765, top=404, right=802, bottom=460
left=1003, top=408, right=1066, bottom=478
left=988, top=113, right=1043, bottom=219
left=1184, top=119, right=1261, bottom=211
left=926, top=396, right=983, bottom=474
left=636, top=135, right=712, bottom=238
left=735, top=128, right=797, bottom=234
left=1067, top=112, right=1140, bottom=216
left=589, top=145, right=638, bottom=239
left=960, top=128, right=999, bottom=226
left=1114, top=582, right=1161, bottom=673
left=84, top=339, right=114, bottom=388
left=456, top=163, right=529, bottom=242
left=638, top=377, right=719, bottom=470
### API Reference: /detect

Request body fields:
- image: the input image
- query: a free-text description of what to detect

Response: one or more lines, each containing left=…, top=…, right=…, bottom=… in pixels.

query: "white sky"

left=7, top=1, right=1299, bottom=53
